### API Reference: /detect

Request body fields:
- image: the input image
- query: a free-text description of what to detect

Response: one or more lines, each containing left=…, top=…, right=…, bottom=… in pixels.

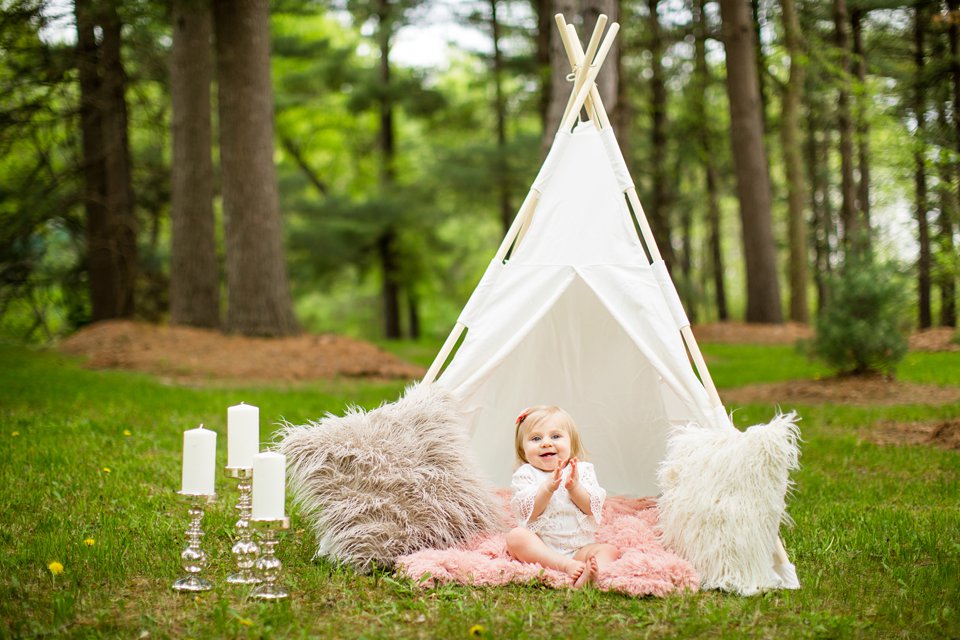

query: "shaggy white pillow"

left=656, top=413, right=801, bottom=595
left=276, top=384, right=502, bottom=573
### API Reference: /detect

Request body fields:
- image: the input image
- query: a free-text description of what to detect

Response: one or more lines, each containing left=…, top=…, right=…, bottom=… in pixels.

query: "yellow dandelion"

left=123, top=430, right=132, bottom=437
left=84, top=538, right=95, bottom=547
left=469, top=624, right=486, bottom=637
left=238, top=618, right=254, bottom=627
left=48, top=561, right=64, bottom=575
left=11, top=431, right=19, bottom=437
left=102, top=467, right=111, bottom=474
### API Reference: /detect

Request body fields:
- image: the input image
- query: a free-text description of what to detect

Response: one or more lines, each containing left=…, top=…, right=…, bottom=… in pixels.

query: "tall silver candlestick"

left=172, top=492, right=216, bottom=592
left=250, top=517, right=291, bottom=600
left=225, top=466, right=260, bottom=584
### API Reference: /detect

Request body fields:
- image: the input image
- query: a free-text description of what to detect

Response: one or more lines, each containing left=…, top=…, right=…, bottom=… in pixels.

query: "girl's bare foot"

left=574, top=555, right=599, bottom=588
left=564, top=560, right=587, bottom=586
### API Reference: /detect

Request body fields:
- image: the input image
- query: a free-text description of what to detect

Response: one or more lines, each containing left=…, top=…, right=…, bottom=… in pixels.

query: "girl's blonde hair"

left=514, top=405, right=586, bottom=465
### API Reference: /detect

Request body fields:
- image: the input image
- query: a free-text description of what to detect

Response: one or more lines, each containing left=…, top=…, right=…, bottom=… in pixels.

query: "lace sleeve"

left=577, top=462, right=606, bottom=526
left=510, top=465, right=540, bottom=527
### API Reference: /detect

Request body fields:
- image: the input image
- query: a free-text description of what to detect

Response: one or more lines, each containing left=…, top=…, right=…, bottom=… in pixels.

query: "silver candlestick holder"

left=225, top=466, right=260, bottom=584
left=172, top=492, right=217, bottom=592
left=250, top=517, right=291, bottom=600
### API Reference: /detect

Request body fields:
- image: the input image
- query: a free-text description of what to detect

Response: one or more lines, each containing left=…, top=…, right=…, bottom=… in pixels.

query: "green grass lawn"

left=1, top=342, right=958, bottom=639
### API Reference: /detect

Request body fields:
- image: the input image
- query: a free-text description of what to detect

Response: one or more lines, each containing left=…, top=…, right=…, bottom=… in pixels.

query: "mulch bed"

left=723, top=375, right=960, bottom=408
left=59, top=320, right=424, bottom=384
left=865, top=419, right=960, bottom=451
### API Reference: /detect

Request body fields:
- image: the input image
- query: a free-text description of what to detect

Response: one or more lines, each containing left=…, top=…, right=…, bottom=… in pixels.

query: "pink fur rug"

left=395, top=492, right=699, bottom=597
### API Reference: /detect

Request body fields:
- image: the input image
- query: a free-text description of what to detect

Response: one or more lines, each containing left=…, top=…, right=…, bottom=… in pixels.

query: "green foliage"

left=812, top=258, right=911, bottom=376
left=2, top=344, right=960, bottom=638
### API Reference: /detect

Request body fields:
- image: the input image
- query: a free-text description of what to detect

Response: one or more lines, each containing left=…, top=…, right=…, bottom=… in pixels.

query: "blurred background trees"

left=0, top=0, right=957, bottom=342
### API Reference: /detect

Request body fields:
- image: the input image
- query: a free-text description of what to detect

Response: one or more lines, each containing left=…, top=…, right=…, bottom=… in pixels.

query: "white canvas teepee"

left=422, top=15, right=730, bottom=497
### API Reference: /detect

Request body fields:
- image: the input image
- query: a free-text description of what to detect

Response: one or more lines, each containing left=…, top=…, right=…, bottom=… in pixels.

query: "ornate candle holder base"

left=225, top=466, right=260, bottom=585
left=250, top=517, right=291, bottom=600
left=173, top=492, right=217, bottom=592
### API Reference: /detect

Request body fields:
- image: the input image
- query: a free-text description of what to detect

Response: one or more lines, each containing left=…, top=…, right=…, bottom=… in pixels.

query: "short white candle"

left=252, top=451, right=286, bottom=520
left=227, top=403, right=260, bottom=469
left=181, top=425, right=216, bottom=495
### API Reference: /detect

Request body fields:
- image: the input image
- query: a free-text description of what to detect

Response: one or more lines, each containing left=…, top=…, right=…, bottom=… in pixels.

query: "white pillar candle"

left=252, top=452, right=286, bottom=520
left=181, top=425, right=216, bottom=495
left=227, top=403, right=260, bottom=469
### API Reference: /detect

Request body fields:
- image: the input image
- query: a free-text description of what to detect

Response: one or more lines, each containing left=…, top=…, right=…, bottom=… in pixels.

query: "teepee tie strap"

left=651, top=260, right=690, bottom=331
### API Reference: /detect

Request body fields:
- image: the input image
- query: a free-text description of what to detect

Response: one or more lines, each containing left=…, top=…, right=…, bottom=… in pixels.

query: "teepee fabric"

left=436, top=122, right=729, bottom=497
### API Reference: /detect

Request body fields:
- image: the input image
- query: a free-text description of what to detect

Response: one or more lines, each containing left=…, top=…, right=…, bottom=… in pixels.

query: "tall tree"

left=535, top=0, right=553, bottom=134
left=169, top=0, right=219, bottom=328
left=213, top=0, right=298, bottom=336
left=782, top=0, right=809, bottom=322
left=376, top=0, right=403, bottom=339
left=943, top=0, right=960, bottom=326
left=913, top=1, right=932, bottom=329
left=646, top=0, right=676, bottom=270
left=936, top=100, right=957, bottom=326
left=719, top=0, right=783, bottom=322
left=801, top=0, right=836, bottom=315
left=582, top=0, right=618, bottom=117
left=834, top=0, right=860, bottom=254
left=693, top=0, right=727, bottom=320
left=489, top=0, right=513, bottom=235
left=74, top=0, right=137, bottom=321
left=851, top=5, right=872, bottom=245
left=543, top=0, right=579, bottom=151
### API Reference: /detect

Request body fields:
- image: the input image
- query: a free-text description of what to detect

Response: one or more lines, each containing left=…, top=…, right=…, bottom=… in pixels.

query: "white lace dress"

left=510, top=462, right=607, bottom=556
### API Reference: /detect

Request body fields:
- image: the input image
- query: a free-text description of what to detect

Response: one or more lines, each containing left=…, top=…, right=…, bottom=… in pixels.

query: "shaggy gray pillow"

left=276, top=384, right=502, bottom=572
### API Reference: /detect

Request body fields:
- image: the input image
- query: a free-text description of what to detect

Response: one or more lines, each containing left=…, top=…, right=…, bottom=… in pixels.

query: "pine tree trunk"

left=937, top=101, right=957, bottom=327
left=75, top=0, right=110, bottom=321
left=101, top=5, right=137, bottom=319
left=377, top=0, right=402, bottom=339
left=75, top=0, right=137, bottom=322
left=750, top=0, right=767, bottom=131
left=613, top=0, right=631, bottom=164
left=781, top=0, right=809, bottom=323
left=543, top=0, right=580, bottom=153
left=535, top=0, right=553, bottom=135
left=800, top=0, right=833, bottom=316
left=851, top=8, right=872, bottom=248
left=407, top=288, right=421, bottom=340
left=213, top=0, right=298, bottom=336
left=170, top=0, right=219, bottom=328
left=834, top=0, right=859, bottom=255
left=582, top=0, right=617, bottom=117
left=694, top=0, right=727, bottom=321
left=944, top=0, right=960, bottom=326
left=719, top=0, right=783, bottom=323
left=99, top=5, right=137, bottom=319
left=914, top=2, right=931, bottom=329
left=490, top=0, right=513, bottom=235
left=647, top=0, right=676, bottom=270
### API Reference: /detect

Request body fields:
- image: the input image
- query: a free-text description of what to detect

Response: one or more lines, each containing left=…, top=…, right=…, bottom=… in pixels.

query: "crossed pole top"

left=554, top=13, right=620, bottom=134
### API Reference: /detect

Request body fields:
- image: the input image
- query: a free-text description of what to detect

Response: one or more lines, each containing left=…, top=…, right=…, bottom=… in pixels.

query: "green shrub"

left=812, top=258, right=911, bottom=376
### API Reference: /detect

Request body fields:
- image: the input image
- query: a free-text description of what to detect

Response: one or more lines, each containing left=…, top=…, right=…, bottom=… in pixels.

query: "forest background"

left=1, top=0, right=958, bottom=345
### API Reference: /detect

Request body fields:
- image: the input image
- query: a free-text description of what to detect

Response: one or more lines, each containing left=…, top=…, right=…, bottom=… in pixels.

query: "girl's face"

left=522, top=416, right=572, bottom=472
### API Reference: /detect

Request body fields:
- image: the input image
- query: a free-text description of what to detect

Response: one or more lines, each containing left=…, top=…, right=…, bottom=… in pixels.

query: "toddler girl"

left=505, top=405, right=619, bottom=587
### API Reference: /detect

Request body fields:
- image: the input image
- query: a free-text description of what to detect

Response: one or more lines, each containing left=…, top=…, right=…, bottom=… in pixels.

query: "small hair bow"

left=515, top=408, right=531, bottom=427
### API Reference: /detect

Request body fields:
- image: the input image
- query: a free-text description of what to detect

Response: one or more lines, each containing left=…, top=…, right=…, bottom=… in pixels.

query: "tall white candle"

left=227, top=403, right=260, bottom=468
left=252, top=452, right=286, bottom=520
left=181, top=425, right=216, bottom=495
